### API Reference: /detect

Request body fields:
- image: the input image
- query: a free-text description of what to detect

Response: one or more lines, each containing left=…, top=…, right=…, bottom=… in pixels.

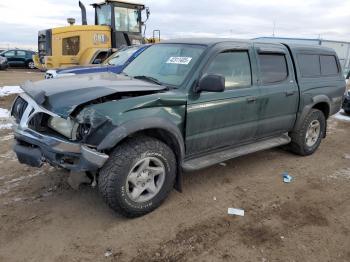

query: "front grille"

left=11, top=96, right=28, bottom=123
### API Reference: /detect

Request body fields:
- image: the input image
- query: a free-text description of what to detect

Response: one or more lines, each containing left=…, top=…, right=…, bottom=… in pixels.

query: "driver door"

left=185, top=43, right=260, bottom=156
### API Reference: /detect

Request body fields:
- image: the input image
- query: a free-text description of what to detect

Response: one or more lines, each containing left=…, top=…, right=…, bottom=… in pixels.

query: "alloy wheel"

left=125, top=157, right=165, bottom=203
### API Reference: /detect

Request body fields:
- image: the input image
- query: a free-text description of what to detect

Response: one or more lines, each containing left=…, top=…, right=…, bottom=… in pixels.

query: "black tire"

left=289, top=109, right=326, bottom=156
left=27, top=60, right=35, bottom=69
left=345, top=110, right=350, bottom=115
left=98, top=136, right=176, bottom=217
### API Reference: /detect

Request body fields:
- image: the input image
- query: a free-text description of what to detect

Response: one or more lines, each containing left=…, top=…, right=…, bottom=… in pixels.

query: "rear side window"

left=17, top=50, right=25, bottom=56
left=258, top=54, right=288, bottom=84
left=320, top=55, right=338, bottom=76
left=298, top=54, right=321, bottom=77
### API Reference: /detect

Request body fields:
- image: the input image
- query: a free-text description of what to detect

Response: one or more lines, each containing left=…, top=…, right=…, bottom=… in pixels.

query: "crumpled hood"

left=22, top=72, right=167, bottom=118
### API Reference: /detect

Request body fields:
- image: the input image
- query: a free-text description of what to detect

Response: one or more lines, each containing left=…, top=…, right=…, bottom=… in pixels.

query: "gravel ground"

left=0, top=69, right=350, bottom=262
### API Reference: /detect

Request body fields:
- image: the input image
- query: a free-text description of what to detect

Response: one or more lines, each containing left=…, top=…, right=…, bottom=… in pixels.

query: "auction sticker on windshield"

left=166, top=57, right=192, bottom=65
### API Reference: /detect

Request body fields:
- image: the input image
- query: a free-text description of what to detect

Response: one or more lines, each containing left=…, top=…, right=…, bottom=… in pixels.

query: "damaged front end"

left=10, top=73, right=172, bottom=173
left=11, top=93, right=109, bottom=172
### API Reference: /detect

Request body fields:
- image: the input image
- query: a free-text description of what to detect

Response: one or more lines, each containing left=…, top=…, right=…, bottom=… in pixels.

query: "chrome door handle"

left=246, top=96, right=257, bottom=103
left=286, top=90, right=296, bottom=96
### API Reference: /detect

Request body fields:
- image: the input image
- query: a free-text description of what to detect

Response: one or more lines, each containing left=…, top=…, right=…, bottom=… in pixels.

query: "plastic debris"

left=228, top=208, right=245, bottom=216
left=282, top=172, right=293, bottom=183
left=213, top=196, right=217, bottom=201
left=219, top=162, right=227, bottom=167
left=104, top=249, right=113, bottom=257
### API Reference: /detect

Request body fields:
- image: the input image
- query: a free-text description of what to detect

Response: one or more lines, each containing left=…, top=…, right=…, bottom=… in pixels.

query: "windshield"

left=96, top=4, right=112, bottom=26
left=123, top=44, right=205, bottom=86
left=103, top=46, right=140, bottom=66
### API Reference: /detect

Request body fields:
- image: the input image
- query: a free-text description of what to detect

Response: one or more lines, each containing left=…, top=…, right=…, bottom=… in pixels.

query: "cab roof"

left=92, top=0, right=145, bottom=7
left=160, top=38, right=337, bottom=54
left=161, top=38, right=250, bottom=46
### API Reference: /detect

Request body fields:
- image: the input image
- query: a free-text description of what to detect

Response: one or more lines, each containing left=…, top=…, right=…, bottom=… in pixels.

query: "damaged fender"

left=97, top=117, right=186, bottom=192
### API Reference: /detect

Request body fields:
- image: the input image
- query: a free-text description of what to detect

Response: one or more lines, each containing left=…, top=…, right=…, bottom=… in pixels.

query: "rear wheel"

left=98, top=136, right=176, bottom=217
left=345, top=109, right=350, bottom=115
left=27, top=61, right=35, bottom=69
left=289, top=109, right=325, bottom=156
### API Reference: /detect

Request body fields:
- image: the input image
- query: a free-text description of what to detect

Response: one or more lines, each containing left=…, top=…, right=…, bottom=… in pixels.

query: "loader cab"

left=93, top=0, right=146, bottom=48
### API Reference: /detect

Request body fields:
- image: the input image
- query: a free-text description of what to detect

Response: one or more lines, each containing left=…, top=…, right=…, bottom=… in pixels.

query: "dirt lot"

left=0, top=70, right=350, bottom=262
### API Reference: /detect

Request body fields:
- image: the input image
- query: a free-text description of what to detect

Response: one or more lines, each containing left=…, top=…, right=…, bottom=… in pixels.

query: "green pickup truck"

left=11, top=39, right=345, bottom=217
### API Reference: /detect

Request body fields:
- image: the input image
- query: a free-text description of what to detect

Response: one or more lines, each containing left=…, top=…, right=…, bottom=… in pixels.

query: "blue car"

left=45, top=45, right=150, bottom=79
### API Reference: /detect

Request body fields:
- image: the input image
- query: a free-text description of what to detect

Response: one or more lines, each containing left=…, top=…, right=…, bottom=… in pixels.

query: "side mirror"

left=196, top=74, right=225, bottom=93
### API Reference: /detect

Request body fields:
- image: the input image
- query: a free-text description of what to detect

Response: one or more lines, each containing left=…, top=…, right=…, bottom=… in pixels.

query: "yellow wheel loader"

left=33, top=0, right=155, bottom=70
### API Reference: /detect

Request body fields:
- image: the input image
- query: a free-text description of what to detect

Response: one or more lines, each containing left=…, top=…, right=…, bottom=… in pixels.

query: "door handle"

left=246, top=96, right=257, bottom=103
left=285, top=90, right=296, bottom=96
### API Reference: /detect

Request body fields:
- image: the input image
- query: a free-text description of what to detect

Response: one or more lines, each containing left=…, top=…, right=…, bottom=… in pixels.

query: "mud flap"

left=174, top=169, right=183, bottom=193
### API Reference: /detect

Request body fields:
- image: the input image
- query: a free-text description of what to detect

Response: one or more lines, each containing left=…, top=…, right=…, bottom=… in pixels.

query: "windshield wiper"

left=133, top=75, right=162, bottom=85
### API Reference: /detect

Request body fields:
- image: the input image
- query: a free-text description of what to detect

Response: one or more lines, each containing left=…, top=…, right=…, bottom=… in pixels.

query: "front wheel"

left=345, top=109, right=350, bottom=115
left=289, top=109, right=326, bottom=156
left=98, top=136, right=176, bottom=217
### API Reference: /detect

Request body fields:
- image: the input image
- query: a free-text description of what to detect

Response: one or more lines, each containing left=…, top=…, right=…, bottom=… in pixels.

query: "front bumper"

left=11, top=94, right=109, bottom=172
left=13, top=128, right=108, bottom=172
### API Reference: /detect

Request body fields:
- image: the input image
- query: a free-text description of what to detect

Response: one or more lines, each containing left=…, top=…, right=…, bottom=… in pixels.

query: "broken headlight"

left=48, top=116, right=78, bottom=140
left=76, top=123, right=91, bottom=140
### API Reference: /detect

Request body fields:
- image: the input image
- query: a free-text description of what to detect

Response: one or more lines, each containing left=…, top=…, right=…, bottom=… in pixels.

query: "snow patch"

left=332, top=110, right=350, bottom=122
left=0, top=108, right=9, bottom=118
left=0, top=108, right=11, bottom=129
left=0, top=123, right=12, bottom=129
left=0, top=86, right=23, bottom=97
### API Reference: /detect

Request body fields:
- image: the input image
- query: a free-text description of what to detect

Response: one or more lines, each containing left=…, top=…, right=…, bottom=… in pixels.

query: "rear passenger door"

left=186, top=43, right=260, bottom=155
left=254, top=44, right=299, bottom=138
left=16, top=50, right=27, bottom=66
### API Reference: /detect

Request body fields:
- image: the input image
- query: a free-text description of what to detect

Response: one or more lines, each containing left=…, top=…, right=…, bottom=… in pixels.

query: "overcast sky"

left=1, top=0, right=350, bottom=50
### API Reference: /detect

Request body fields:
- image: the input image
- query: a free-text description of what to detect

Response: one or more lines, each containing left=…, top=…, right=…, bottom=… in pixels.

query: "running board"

left=182, top=134, right=291, bottom=172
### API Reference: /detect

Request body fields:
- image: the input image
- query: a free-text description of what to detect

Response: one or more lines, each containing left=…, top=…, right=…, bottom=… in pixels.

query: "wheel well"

left=313, top=102, right=330, bottom=119
left=136, top=129, right=182, bottom=163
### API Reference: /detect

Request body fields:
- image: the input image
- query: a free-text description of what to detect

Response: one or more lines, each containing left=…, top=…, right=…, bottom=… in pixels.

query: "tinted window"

left=205, top=51, right=251, bottom=89
left=17, top=51, right=25, bottom=56
left=298, top=54, right=321, bottom=77
left=3, top=51, right=15, bottom=57
left=320, top=55, right=338, bottom=76
left=258, top=54, right=288, bottom=84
